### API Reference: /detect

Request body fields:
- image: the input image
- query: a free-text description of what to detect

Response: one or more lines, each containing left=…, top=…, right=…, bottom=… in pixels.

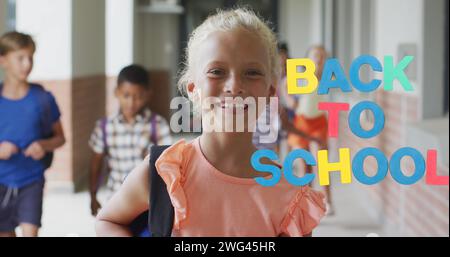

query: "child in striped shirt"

left=88, top=65, right=172, bottom=216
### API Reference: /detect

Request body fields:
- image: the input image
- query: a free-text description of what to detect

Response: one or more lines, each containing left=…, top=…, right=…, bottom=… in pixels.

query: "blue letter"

left=348, top=101, right=385, bottom=138
left=390, top=147, right=425, bottom=185
left=352, top=148, right=388, bottom=185
left=283, top=149, right=316, bottom=186
left=317, top=58, right=352, bottom=95
left=350, top=55, right=382, bottom=92
left=251, top=149, right=282, bottom=187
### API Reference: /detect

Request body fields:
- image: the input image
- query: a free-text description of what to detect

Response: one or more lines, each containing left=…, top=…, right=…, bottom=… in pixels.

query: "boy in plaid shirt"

left=88, top=64, right=172, bottom=216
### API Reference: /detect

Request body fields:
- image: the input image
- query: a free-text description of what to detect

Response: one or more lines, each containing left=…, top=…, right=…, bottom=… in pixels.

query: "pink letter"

left=425, top=150, right=449, bottom=185
left=318, top=102, right=350, bottom=137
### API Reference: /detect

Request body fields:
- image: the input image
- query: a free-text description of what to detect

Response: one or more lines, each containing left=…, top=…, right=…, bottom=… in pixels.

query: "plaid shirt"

left=89, top=108, right=172, bottom=192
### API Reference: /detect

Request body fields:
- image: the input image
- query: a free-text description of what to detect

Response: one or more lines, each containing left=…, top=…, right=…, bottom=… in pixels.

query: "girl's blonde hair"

left=178, top=8, right=280, bottom=95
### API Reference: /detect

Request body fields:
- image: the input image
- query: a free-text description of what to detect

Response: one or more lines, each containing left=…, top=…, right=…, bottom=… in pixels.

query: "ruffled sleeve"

left=280, top=186, right=326, bottom=236
left=155, top=139, right=193, bottom=230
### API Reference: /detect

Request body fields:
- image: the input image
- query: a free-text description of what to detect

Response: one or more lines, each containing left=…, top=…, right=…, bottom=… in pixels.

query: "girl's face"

left=190, top=28, right=275, bottom=132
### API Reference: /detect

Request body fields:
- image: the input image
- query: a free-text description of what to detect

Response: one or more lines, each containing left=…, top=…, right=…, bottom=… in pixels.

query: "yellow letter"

left=286, top=58, right=318, bottom=94
left=317, top=148, right=352, bottom=186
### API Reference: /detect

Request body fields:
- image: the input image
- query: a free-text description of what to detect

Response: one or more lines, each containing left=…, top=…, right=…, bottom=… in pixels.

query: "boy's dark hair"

left=0, top=31, right=36, bottom=56
left=117, top=64, right=151, bottom=90
left=278, top=42, right=289, bottom=55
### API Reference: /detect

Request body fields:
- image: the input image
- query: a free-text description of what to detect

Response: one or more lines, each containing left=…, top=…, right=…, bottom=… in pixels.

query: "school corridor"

left=1, top=0, right=448, bottom=237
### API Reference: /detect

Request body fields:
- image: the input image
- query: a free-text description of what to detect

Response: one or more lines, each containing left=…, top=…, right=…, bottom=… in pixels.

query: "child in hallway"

left=88, top=64, right=172, bottom=217
left=0, top=31, right=66, bottom=237
left=287, top=45, right=334, bottom=215
left=96, top=8, right=326, bottom=237
left=277, top=42, right=297, bottom=121
left=252, top=42, right=322, bottom=156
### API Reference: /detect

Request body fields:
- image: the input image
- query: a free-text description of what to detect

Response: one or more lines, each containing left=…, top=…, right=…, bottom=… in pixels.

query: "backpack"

left=129, top=145, right=174, bottom=237
left=0, top=83, right=54, bottom=169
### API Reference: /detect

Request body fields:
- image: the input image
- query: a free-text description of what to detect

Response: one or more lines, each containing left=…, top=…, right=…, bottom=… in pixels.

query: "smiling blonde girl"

left=96, top=8, right=326, bottom=237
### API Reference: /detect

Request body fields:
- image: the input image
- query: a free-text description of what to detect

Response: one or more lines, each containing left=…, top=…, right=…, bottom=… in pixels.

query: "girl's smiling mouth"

left=221, top=101, right=249, bottom=111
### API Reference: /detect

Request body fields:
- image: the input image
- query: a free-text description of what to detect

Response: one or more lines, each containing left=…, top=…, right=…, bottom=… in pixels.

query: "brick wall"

left=39, top=75, right=106, bottom=192
left=39, top=80, right=73, bottom=183
left=338, top=90, right=449, bottom=236
left=71, top=75, right=106, bottom=191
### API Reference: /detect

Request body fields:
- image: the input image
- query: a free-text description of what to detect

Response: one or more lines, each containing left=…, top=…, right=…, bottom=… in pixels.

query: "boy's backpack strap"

left=32, top=84, right=52, bottom=136
left=100, top=117, right=108, bottom=154
left=31, top=83, right=54, bottom=169
left=150, top=113, right=158, bottom=145
left=148, top=144, right=173, bottom=237
left=95, top=117, right=110, bottom=193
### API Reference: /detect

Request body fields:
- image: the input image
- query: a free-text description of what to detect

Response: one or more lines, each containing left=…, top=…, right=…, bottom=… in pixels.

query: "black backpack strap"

left=33, top=84, right=55, bottom=169
left=148, top=145, right=173, bottom=237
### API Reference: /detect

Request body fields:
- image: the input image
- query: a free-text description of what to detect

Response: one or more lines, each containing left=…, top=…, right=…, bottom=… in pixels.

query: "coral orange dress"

left=155, top=137, right=326, bottom=236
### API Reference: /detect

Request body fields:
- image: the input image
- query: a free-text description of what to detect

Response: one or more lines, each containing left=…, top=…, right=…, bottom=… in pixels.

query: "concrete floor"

left=313, top=182, right=384, bottom=237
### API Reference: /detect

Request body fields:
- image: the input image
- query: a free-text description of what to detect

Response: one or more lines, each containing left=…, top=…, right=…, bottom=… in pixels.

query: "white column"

left=15, top=0, right=72, bottom=81
left=106, top=0, right=134, bottom=77
left=16, top=0, right=107, bottom=79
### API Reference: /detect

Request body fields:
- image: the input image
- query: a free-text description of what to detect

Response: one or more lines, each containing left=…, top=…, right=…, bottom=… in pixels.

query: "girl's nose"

left=224, top=74, right=244, bottom=95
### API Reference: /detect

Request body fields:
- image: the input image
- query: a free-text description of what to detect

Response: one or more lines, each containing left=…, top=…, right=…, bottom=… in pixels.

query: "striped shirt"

left=89, top=108, right=172, bottom=192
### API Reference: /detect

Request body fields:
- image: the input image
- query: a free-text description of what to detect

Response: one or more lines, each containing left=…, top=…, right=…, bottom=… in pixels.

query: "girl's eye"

left=246, top=69, right=264, bottom=77
left=207, top=69, right=225, bottom=76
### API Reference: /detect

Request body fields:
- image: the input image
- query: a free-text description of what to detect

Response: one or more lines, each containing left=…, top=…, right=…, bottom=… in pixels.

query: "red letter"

left=318, top=102, right=350, bottom=137
left=425, top=150, right=449, bottom=185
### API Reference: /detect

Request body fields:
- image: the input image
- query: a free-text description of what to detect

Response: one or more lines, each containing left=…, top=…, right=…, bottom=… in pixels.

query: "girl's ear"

left=114, top=86, right=120, bottom=97
left=187, top=82, right=196, bottom=94
left=187, top=82, right=202, bottom=108
left=186, top=82, right=198, bottom=99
